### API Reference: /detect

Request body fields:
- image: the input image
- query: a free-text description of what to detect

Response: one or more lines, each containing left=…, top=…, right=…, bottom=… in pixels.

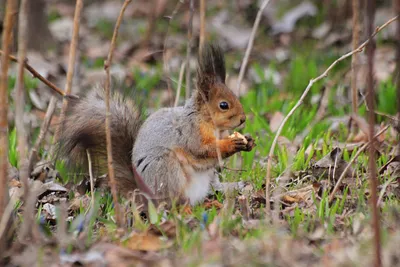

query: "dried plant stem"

left=15, top=0, right=29, bottom=199
left=0, top=50, right=69, bottom=97
left=199, top=0, right=206, bottom=52
left=52, top=0, right=83, bottom=148
left=28, top=97, right=57, bottom=172
left=328, top=125, right=388, bottom=203
left=236, top=0, right=270, bottom=96
left=0, top=0, right=18, bottom=250
left=86, top=150, right=95, bottom=209
left=366, top=0, right=381, bottom=265
left=163, top=0, right=184, bottom=106
left=174, top=62, right=186, bottom=107
left=0, top=196, right=16, bottom=243
left=396, top=0, right=400, bottom=153
left=264, top=16, right=398, bottom=215
left=351, top=0, right=360, bottom=114
left=185, top=0, right=194, bottom=100
left=104, top=0, right=132, bottom=227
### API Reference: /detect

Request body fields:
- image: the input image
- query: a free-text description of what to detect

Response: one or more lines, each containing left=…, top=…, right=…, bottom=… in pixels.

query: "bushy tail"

left=57, top=88, right=142, bottom=194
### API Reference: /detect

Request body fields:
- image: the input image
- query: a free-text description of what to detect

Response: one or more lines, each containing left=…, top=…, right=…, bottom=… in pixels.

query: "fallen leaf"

left=123, top=231, right=172, bottom=252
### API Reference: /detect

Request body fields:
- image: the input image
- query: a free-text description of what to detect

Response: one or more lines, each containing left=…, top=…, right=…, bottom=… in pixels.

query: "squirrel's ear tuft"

left=196, top=43, right=226, bottom=98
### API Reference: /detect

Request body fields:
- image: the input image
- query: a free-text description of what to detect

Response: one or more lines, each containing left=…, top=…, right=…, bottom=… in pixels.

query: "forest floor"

left=3, top=0, right=400, bottom=266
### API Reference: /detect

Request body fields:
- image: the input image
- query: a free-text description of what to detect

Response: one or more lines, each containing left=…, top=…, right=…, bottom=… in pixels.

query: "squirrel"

left=58, top=44, right=255, bottom=205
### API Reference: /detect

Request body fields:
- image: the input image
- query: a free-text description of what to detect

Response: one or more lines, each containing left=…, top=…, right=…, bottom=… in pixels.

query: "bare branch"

left=185, top=0, right=194, bottom=100
left=328, top=125, right=389, bottom=202
left=351, top=0, right=360, bottom=115
left=236, top=0, right=270, bottom=96
left=27, top=97, right=57, bottom=173
left=174, top=62, right=186, bottom=107
left=52, top=0, right=83, bottom=151
left=15, top=0, right=29, bottom=200
left=199, top=0, right=206, bottom=52
left=0, top=50, right=69, bottom=97
left=264, top=16, right=398, bottom=215
left=163, top=0, right=184, bottom=106
left=366, top=0, right=381, bottom=265
left=104, top=0, right=132, bottom=227
left=86, top=150, right=95, bottom=210
left=0, top=0, right=18, bottom=251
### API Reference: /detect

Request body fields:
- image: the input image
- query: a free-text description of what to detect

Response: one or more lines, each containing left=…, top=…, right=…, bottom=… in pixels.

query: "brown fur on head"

left=195, top=44, right=246, bottom=130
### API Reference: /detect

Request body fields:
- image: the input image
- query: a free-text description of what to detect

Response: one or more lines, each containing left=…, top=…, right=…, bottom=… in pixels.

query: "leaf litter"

left=2, top=0, right=400, bottom=266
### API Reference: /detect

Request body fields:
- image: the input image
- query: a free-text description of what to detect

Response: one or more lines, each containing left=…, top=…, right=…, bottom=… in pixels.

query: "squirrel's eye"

left=219, top=101, right=229, bottom=110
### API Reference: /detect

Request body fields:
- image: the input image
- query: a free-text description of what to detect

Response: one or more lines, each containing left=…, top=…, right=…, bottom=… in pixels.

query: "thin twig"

left=52, top=0, right=83, bottom=152
left=185, top=0, right=194, bottom=100
left=0, top=0, right=18, bottom=251
left=328, top=125, right=388, bottom=203
left=104, top=0, right=132, bottom=227
left=377, top=175, right=397, bottom=207
left=0, top=197, right=16, bottom=243
left=15, top=0, right=29, bottom=200
left=86, top=150, right=95, bottom=210
left=396, top=0, right=400, bottom=153
left=199, top=0, right=206, bottom=52
left=162, top=0, right=184, bottom=106
left=366, top=0, right=381, bottom=265
left=174, top=62, right=186, bottom=107
left=28, top=97, right=57, bottom=173
left=236, top=0, right=270, bottom=96
left=351, top=0, right=360, bottom=115
left=141, top=0, right=157, bottom=48
left=264, top=16, right=398, bottom=214
left=0, top=50, right=69, bottom=97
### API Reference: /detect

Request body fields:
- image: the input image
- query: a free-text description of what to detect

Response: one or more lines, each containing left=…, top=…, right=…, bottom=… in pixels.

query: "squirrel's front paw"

left=244, top=134, right=256, bottom=152
left=229, top=137, right=248, bottom=152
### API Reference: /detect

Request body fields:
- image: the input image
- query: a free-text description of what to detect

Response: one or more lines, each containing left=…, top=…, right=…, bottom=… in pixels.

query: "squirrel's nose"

left=240, top=115, right=246, bottom=125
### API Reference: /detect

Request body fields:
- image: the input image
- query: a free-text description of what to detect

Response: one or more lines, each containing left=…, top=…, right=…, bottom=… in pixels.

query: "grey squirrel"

left=58, top=44, right=255, bottom=205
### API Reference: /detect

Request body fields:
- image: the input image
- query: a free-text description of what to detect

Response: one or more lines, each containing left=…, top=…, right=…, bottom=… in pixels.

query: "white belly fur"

left=184, top=169, right=214, bottom=205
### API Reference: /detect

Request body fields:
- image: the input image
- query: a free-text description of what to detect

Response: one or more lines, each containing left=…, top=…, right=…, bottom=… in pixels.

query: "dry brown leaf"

left=123, top=232, right=172, bottom=252
left=68, top=194, right=90, bottom=212
left=9, top=179, right=22, bottom=188
left=148, top=220, right=176, bottom=239
left=203, top=199, right=223, bottom=210
left=281, top=195, right=302, bottom=204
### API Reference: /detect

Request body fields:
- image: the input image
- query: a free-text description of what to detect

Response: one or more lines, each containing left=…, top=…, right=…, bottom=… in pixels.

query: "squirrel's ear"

left=196, top=43, right=226, bottom=99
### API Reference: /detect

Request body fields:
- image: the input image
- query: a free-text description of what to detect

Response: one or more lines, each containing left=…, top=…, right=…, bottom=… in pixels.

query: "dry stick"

left=185, top=0, right=194, bottom=100
left=264, top=16, right=399, bottom=215
left=377, top=174, right=397, bottom=207
left=162, top=0, right=184, bottom=106
left=52, top=0, right=83, bottom=150
left=366, top=0, right=381, bottom=266
left=350, top=0, right=360, bottom=115
left=174, top=62, right=186, bottom=107
left=199, top=0, right=206, bottom=52
left=236, top=0, right=270, bottom=96
left=0, top=0, right=18, bottom=251
left=0, top=197, right=16, bottom=243
left=27, top=97, right=57, bottom=173
left=396, top=0, right=400, bottom=154
left=15, top=0, right=29, bottom=200
left=104, top=0, right=132, bottom=227
left=328, top=125, right=389, bottom=203
left=0, top=50, right=68, bottom=97
left=86, top=150, right=95, bottom=209
left=142, top=0, right=157, bottom=48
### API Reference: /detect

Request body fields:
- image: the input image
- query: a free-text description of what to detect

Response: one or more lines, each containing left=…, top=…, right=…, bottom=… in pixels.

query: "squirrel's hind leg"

left=136, top=148, right=189, bottom=203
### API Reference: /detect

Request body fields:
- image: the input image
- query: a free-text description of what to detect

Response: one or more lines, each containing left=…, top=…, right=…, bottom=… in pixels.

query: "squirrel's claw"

left=244, top=134, right=256, bottom=152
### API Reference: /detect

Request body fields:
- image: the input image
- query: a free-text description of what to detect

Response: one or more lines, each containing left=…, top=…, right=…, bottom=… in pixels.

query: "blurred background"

left=0, top=0, right=398, bottom=176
